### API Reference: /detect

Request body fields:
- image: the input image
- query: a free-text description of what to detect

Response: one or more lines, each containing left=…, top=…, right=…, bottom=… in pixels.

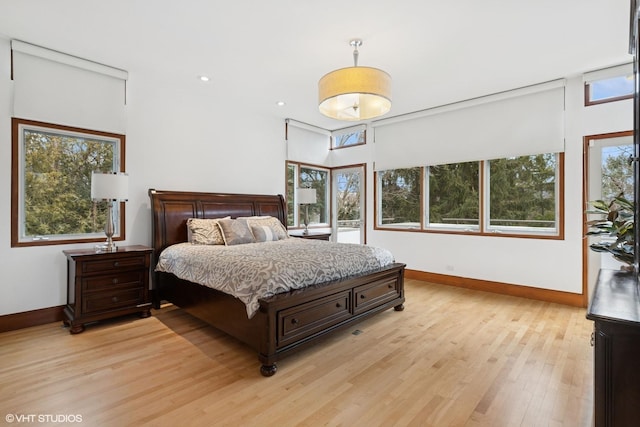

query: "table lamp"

left=91, top=172, right=128, bottom=251
left=297, top=188, right=317, bottom=234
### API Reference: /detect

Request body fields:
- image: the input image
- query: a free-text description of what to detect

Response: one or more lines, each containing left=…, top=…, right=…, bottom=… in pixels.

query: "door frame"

left=331, top=163, right=367, bottom=244
left=582, top=130, right=634, bottom=305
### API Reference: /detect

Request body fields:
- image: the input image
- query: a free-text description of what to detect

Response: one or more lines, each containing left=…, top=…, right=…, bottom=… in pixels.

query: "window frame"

left=485, top=153, right=561, bottom=236
left=285, top=161, right=331, bottom=230
left=584, top=75, right=634, bottom=106
left=374, top=153, right=564, bottom=240
left=11, top=118, right=126, bottom=247
left=424, top=161, right=481, bottom=233
left=375, top=167, right=423, bottom=230
left=331, top=128, right=366, bottom=150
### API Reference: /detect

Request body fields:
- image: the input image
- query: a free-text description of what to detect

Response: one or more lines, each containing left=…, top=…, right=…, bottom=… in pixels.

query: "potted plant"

left=586, top=195, right=635, bottom=267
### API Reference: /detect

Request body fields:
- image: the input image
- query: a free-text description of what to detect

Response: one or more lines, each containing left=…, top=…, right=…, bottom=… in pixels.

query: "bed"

left=149, top=189, right=405, bottom=376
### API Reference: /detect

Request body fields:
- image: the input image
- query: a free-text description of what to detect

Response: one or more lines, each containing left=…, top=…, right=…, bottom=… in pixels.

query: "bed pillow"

left=218, top=218, right=256, bottom=245
left=187, top=217, right=230, bottom=245
left=251, top=225, right=279, bottom=242
left=239, top=216, right=288, bottom=240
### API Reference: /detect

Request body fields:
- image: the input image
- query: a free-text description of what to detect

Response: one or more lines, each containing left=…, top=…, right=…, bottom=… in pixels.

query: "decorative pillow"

left=187, top=217, right=230, bottom=245
left=218, top=218, right=256, bottom=246
left=239, top=216, right=288, bottom=240
left=251, top=225, right=279, bottom=242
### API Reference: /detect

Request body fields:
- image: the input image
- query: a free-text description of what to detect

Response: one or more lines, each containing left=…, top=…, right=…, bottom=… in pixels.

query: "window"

left=376, top=153, right=563, bottom=238
left=585, top=74, right=634, bottom=106
left=487, top=154, right=559, bottom=234
left=427, top=162, right=480, bottom=230
left=286, top=163, right=296, bottom=226
left=331, top=127, right=366, bottom=149
left=286, top=162, right=330, bottom=228
left=377, top=168, right=421, bottom=228
left=11, top=118, right=125, bottom=247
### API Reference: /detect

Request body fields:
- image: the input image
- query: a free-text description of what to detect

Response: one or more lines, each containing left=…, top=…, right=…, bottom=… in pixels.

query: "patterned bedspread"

left=155, top=238, right=395, bottom=318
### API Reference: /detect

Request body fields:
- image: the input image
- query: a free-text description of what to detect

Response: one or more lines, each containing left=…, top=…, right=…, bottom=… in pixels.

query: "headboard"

left=148, top=189, right=287, bottom=257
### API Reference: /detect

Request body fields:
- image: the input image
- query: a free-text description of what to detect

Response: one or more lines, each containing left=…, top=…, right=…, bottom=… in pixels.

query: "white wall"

left=0, top=39, right=286, bottom=315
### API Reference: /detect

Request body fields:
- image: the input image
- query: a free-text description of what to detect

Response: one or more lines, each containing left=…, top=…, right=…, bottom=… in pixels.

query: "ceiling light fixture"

left=318, top=39, right=391, bottom=121
left=198, top=75, right=210, bottom=82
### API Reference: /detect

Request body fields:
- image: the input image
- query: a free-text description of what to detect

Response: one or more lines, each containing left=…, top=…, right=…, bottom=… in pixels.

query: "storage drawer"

left=82, top=271, right=145, bottom=291
left=278, top=291, right=351, bottom=346
left=82, top=287, right=145, bottom=314
left=354, top=276, right=400, bottom=314
left=81, top=255, right=147, bottom=274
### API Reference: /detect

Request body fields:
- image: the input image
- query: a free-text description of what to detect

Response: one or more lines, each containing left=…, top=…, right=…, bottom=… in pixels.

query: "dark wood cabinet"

left=63, top=245, right=152, bottom=334
left=288, top=230, right=331, bottom=241
left=587, top=269, right=640, bottom=427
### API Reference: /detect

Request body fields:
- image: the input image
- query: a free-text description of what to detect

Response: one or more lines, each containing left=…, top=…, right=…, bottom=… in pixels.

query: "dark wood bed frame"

left=149, top=189, right=406, bottom=376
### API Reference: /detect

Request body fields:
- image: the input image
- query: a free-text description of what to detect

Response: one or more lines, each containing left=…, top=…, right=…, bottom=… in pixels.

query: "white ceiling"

left=0, top=0, right=633, bottom=131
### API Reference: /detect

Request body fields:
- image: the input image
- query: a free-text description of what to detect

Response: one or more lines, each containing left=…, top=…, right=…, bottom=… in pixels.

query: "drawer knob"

left=113, top=261, right=120, bottom=267
left=112, top=296, right=119, bottom=303
left=388, top=284, right=394, bottom=289
left=336, top=303, right=341, bottom=308
left=360, top=294, right=366, bottom=299
left=112, top=278, right=119, bottom=284
left=291, top=318, right=299, bottom=325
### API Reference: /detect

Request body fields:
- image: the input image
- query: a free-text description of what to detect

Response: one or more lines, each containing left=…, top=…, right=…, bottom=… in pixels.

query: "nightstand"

left=63, top=245, right=152, bottom=334
left=289, top=230, right=332, bottom=241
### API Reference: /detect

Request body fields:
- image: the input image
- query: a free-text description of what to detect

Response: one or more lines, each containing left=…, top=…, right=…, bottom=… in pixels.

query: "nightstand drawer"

left=83, top=288, right=145, bottom=314
left=82, top=271, right=145, bottom=292
left=81, top=255, right=147, bottom=274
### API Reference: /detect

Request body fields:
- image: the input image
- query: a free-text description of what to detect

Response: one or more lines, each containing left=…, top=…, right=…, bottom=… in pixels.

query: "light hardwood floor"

left=0, top=280, right=594, bottom=427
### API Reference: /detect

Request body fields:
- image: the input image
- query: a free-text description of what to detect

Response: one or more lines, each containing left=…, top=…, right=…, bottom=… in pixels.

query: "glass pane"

left=286, top=164, right=295, bottom=226
left=588, top=75, right=634, bottom=103
left=23, top=128, right=117, bottom=238
left=333, top=129, right=365, bottom=148
left=587, top=136, right=634, bottom=274
left=378, top=168, right=421, bottom=228
left=336, top=169, right=361, bottom=243
left=300, top=167, right=329, bottom=225
left=488, top=154, right=557, bottom=230
left=601, top=144, right=634, bottom=203
left=428, top=162, right=480, bottom=229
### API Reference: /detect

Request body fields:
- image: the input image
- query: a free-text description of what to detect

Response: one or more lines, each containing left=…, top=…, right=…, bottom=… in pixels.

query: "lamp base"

left=95, top=242, right=118, bottom=252
left=303, top=204, right=310, bottom=234
left=96, top=202, right=118, bottom=252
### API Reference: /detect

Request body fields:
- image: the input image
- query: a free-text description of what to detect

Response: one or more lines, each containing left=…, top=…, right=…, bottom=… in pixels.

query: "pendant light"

left=318, top=39, right=392, bottom=121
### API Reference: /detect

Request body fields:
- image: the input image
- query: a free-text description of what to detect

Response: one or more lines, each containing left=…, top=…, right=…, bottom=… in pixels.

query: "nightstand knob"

left=291, top=318, right=299, bottom=325
left=112, top=296, right=119, bottom=303
left=360, top=294, right=366, bottom=299
left=113, top=261, right=120, bottom=267
left=336, top=303, right=341, bottom=308
left=112, top=278, right=119, bottom=284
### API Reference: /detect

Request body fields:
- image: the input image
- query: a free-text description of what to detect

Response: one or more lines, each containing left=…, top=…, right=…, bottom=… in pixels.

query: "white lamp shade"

left=318, top=66, right=391, bottom=121
left=297, top=188, right=317, bottom=205
left=91, top=172, right=129, bottom=201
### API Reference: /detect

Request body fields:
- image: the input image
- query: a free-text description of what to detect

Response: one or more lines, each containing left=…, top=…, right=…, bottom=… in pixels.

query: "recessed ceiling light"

left=276, top=101, right=286, bottom=107
left=198, top=75, right=210, bottom=82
